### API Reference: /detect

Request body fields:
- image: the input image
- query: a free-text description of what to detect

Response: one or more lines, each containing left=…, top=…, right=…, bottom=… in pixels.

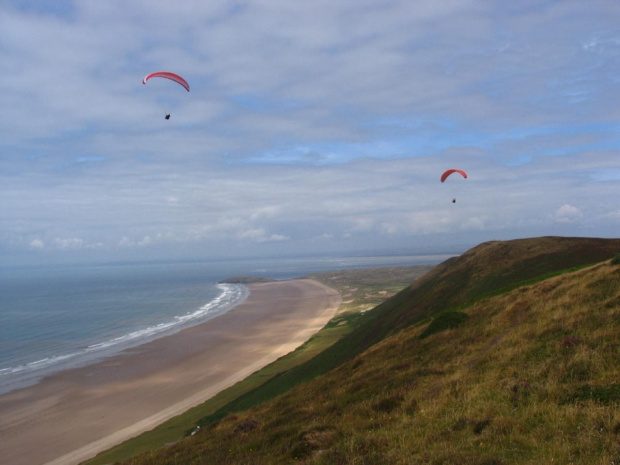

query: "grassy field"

left=115, top=237, right=620, bottom=465
left=306, top=265, right=434, bottom=314
left=84, top=265, right=432, bottom=465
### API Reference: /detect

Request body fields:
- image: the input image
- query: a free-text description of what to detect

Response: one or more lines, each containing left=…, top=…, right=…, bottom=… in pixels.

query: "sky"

left=1, top=0, right=619, bottom=267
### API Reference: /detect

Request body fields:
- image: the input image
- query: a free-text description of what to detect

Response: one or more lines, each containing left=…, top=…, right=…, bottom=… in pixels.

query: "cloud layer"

left=1, top=1, right=619, bottom=265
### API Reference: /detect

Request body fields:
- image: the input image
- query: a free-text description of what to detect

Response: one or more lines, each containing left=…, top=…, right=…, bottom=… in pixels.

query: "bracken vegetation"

left=89, top=236, right=620, bottom=465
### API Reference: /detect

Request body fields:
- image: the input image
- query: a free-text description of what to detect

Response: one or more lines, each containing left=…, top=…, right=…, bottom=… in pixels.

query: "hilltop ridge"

left=323, top=236, right=620, bottom=362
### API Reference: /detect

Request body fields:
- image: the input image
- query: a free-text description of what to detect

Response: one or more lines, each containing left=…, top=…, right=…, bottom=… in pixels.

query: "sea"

left=0, top=254, right=452, bottom=395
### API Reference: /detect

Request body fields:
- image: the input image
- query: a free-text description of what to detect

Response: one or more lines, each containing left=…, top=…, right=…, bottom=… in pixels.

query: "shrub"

left=234, top=418, right=260, bottom=433
left=372, top=393, right=404, bottom=413
left=611, top=253, right=620, bottom=265
left=419, top=311, right=469, bottom=339
left=568, top=384, right=620, bottom=405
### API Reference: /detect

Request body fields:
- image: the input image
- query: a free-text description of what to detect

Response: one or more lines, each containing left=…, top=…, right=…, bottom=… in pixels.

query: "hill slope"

left=180, top=237, right=620, bottom=427
left=121, top=237, right=620, bottom=464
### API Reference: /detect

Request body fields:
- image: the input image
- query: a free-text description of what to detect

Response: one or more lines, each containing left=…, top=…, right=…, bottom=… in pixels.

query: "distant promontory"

left=219, top=276, right=276, bottom=284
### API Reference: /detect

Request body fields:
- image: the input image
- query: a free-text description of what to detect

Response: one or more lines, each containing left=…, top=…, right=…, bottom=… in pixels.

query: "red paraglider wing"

left=440, top=169, right=467, bottom=183
left=142, top=72, right=190, bottom=92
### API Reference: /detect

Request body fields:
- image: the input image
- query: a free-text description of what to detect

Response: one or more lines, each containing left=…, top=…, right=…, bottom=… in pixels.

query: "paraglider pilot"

left=452, top=198, right=456, bottom=203
left=165, top=113, right=171, bottom=120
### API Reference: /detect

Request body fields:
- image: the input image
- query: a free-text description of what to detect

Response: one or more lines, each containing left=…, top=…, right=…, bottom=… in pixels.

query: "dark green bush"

left=419, top=311, right=469, bottom=339
left=568, top=384, right=620, bottom=405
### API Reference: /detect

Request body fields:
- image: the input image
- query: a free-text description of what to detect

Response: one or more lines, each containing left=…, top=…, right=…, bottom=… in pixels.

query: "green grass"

left=453, top=264, right=593, bottom=312
left=419, top=310, right=469, bottom=339
left=566, top=384, right=620, bottom=405
left=91, top=237, right=620, bottom=465
left=122, top=254, right=620, bottom=464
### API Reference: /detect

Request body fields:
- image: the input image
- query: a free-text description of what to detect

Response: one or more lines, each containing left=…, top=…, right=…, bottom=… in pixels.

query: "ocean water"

left=0, top=254, right=451, bottom=394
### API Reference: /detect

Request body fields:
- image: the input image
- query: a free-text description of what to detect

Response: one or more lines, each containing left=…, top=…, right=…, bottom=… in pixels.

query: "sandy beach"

left=0, top=278, right=340, bottom=465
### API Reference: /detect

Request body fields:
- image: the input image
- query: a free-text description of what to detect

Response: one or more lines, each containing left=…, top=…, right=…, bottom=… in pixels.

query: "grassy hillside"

left=362, top=236, right=620, bottom=343
left=177, top=237, right=620, bottom=431
left=116, top=236, right=620, bottom=464
left=128, top=250, right=620, bottom=464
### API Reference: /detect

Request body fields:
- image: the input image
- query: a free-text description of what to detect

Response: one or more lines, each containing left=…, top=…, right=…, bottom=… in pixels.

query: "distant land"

left=219, top=276, right=276, bottom=284
left=87, top=236, right=620, bottom=465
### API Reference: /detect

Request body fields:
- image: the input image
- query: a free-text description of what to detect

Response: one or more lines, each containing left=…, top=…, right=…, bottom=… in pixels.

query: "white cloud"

left=406, top=211, right=453, bottom=235
left=1, top=1, right=619, bottom=266
left=138, top=236, right=152, bottom=247
left=30, top=239, right=44, bottom=249
left=266, top=233, right=289, bottom=242
left=237, top=228, right=289, bottom=243
left=117, top=235, right=159, bottom=247
left=350, top=217, right=375, bottom=232
left=53, top=237, right=105, bottom=250
left=250, top=206, right=282, bottom=221
left=312, top=233, right=334, bottom=241
left=379, top=222, right=399, bottom=236
left=54, top=237, right=85, bottom=250
left=461, top=216, right=486, bottom=231
left=554, top=204, right=583, bottom=224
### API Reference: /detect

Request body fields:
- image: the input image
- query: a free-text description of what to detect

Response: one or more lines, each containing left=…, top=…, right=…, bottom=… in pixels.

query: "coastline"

left=0, top=278, right=341, bottom=465
left=0, top=282, right=249, bottom=396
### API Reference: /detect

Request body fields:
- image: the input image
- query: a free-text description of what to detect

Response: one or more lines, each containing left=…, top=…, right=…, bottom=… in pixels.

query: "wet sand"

left=0, top=279, right=340, bottom=465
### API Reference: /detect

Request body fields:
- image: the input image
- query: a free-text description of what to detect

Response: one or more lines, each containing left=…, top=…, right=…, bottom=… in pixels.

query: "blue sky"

left=1, top=0, right=619, bottom=266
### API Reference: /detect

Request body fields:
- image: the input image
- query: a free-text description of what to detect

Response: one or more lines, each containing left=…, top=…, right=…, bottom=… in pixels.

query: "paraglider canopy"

left=440, top=169, right=467, bottom=183
left=441, top=169, right=467, bottom=204
left=142, top=72, right=190, bottom=92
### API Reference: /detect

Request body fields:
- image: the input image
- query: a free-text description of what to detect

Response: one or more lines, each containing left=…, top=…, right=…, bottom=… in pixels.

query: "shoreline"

left=0, top=278, right=341, bottom=465
left=0, top=282, right=250, bottom=397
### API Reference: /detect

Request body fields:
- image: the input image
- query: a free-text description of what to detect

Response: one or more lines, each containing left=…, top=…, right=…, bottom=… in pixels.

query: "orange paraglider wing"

left=440, top=169, right=467, bottom=183
left=142, top=72, right=190, bottom=92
